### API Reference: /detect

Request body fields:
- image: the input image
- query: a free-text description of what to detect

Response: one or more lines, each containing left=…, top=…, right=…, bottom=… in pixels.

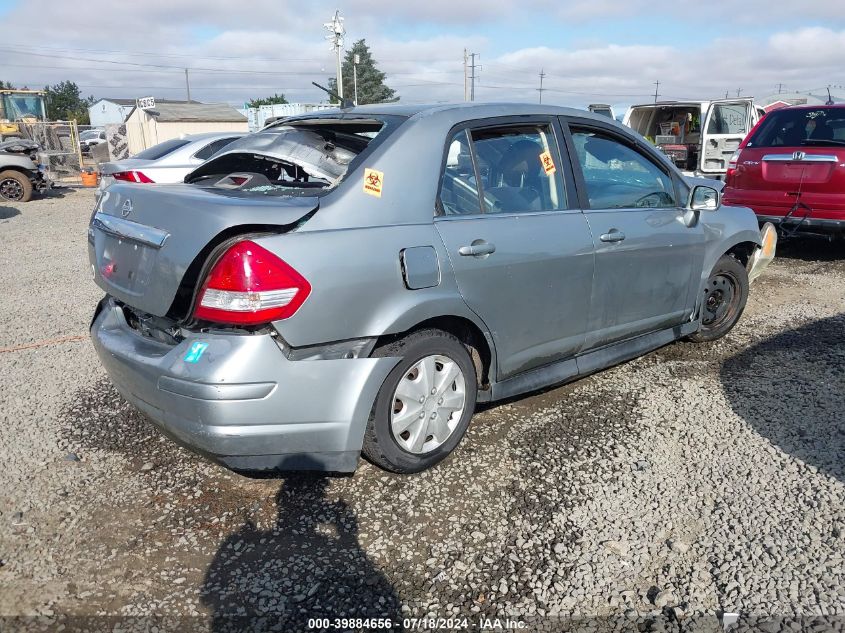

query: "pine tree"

left=327, top=40, right=397, bottom=105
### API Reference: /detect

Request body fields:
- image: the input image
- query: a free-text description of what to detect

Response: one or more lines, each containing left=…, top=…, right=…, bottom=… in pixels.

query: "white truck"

left=623, top=98, right=766, bottom=179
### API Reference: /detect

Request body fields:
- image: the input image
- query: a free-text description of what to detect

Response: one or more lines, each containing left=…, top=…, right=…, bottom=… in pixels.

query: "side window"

left=470, top=125, right=566, bottom=213
left=438, top=130, right=482, bottom=216
left=707, top=104, right=749, bottom=135
left=570, top=129, right=676, bottom=210
left=194, top=137, right=238, bottom=161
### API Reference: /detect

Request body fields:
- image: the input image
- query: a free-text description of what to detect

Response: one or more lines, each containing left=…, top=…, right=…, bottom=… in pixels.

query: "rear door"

left=700, top=98, right=755, bottom=175
left=563, top=119, right=705, bottom=349
left=435, top=118, right=595, bottom=380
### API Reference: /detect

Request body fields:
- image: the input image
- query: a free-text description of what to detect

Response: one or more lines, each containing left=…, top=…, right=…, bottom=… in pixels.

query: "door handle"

left=599, top=230, right=626, bottom=243
left=458, top=240, right=496, bottom=257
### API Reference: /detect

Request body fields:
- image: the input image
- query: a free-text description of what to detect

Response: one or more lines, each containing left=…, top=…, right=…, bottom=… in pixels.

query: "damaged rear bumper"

left=90, top=297, right=400, bottom=473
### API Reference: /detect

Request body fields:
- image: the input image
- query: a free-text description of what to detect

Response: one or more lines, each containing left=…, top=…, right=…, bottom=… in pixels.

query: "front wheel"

left=0, top=170, right=33, bottom=202
left=688, top=254, right=749, bottom=342
left=362, top=329, right=477, bottom=473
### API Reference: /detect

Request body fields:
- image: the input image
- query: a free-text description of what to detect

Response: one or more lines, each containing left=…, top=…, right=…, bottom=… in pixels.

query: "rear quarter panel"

left=256, top=223, right=482, bottom=347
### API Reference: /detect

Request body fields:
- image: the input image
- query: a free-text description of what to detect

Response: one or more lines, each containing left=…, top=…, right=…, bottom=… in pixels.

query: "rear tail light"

left=112, top=170, right=154, bottom=183
left=725, top=150, right=741, bottom=187
left=193, top=240, right=311, bottom=325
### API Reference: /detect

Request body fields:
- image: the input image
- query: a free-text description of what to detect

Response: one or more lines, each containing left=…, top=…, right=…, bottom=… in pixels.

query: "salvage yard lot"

left=1, top=189, right=843, bottom=628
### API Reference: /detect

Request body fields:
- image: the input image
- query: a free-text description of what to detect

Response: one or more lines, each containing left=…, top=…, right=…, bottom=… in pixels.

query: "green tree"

left=0, top=80, right=15, bottom=89
left=247, top=93, right=288, bottom=108
left=44, top=80, right=94, bottom=124
left=327, top=39, right=397, bottom=105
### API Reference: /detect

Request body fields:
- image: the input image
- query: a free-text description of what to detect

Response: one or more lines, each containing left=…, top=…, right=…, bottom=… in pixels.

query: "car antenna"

left=312, top=81, right=354, bottom=109
left=826, top=86, right=834, bottom=106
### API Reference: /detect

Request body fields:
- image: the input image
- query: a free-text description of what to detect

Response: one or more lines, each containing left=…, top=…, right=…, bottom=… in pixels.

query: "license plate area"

left=97, top=233, right=158, bottom=297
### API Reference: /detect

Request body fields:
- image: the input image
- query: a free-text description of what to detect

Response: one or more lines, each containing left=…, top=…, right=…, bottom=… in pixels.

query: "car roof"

left=771, top=103, right=845, bottom=111
left=283, top=101, right=622, bottom=127
left=177, top=131, right=246, bottom=143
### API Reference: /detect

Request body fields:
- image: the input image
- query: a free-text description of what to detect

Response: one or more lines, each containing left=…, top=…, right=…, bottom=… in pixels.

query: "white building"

left=246, top=103, right=336, bottom=131
left=124, top=102, right=249, bottom=155
left=88, top=98, right=136, bottom=127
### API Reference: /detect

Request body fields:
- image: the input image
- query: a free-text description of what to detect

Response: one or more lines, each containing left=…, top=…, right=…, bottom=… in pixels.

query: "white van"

left=623, top=99, right=766, bottom=179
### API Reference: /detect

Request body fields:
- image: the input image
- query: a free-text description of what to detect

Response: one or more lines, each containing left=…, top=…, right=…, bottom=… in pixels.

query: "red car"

left=723, top=104, right=845, bottom=237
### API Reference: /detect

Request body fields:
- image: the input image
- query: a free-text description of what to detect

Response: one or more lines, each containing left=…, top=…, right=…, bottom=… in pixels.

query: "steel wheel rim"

left=702, top=271, right=738, bottom=327
left=0, top=177, right=24, bottom=201
left=390, top=354, right=466, bottom=454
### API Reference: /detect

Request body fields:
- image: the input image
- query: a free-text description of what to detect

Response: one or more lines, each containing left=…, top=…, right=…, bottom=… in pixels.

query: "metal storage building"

left=124, top=102, right=248, bottom=154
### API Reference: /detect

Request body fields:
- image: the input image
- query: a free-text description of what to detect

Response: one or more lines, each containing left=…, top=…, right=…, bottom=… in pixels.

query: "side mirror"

left=690, top=185, right=720, bottom=211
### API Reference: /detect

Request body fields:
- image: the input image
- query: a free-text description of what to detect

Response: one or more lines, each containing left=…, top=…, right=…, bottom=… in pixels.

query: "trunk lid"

left=735, top=146, right=845, bottom=192
left=98, top=159, right=151, bottom=176
left=88, top=182, right=318, bottom=317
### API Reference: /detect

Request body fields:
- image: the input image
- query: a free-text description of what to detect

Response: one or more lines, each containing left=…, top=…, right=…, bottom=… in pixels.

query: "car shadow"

left=200, top=460, right=403, bottom=631
left=774, top=234, right=845, bottom=262
left=720, top=314, right=845, bottom=484
left=0, top=205, right=20, bottom=219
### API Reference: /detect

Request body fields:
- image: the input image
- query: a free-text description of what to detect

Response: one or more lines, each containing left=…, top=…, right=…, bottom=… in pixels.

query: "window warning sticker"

left=363, top=168, right=384, bottom=197
left=539, top=150, right=556, bottom=175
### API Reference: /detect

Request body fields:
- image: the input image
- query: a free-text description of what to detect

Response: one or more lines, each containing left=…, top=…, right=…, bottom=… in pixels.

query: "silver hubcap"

left=390, top=354, right=466, bottom=454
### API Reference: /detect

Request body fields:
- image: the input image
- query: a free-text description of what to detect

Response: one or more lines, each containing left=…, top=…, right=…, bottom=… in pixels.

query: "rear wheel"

left=0, top=170, right=33, bottom=203
left=688, top=254, right=749, bottom=342
left=362, top=329, right=477, bottom=473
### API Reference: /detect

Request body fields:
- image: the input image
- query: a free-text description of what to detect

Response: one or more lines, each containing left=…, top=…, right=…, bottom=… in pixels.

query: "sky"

left=2, top=0, right=844, bottom=113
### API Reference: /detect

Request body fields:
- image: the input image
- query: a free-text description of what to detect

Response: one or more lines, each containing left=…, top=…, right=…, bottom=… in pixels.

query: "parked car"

left=79, top=128, right=105, bottom=154
left=623, top=99, right=766, bottom=179
left=98, top=132, right=243, bottom=189
left=0, top=138, right=50, bottom=202
left=88, top=103, right=776, bottom=475
left=723, top=104, right=845, bottom=237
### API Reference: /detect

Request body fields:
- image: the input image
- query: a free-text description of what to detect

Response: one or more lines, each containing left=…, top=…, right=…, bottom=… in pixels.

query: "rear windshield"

left=748, top=108, right=845, bottom=148
left=133, top=138, right=191, bottom=160
left=185, top=115, right=405, bottom=195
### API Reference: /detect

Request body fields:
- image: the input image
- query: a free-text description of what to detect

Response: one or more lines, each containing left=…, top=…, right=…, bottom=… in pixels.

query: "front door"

left=564, top=122, right=705, bottom=350
left=435, top=120, right=594, bottom=380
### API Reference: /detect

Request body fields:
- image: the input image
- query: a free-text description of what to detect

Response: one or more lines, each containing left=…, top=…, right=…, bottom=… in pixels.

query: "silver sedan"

left=87, top=103, right=776, bottom=475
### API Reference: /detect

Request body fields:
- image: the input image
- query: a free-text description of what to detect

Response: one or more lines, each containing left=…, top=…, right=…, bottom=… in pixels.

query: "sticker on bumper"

left=184, top=342, right=209, bottom=363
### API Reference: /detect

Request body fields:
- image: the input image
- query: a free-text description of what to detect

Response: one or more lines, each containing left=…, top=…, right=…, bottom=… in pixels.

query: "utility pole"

left=736, top=88, right=743, bottom=97
left=184, top=68, right=191, bottom=101
left=777, top=83, right=785, bottom=94
left=463, top=49, right=468, bottom=102
left=324, top=10, right=345, bottom=100
left=469, top=53, right=480, bottom=102
left=353, top=53, right=360, bottom=105
left=537, top=69, right=546, bottom=104
left=653, top=80, right=660, bottom=103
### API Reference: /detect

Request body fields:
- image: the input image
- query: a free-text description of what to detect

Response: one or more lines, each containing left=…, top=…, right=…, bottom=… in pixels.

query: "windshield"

left=133, top=138, right=191, bottom=160
left=185, top=115, right=404, bottom=195
left=748, top=108, right=845, bottom=148
left=2, top=94, right=44, bottom=119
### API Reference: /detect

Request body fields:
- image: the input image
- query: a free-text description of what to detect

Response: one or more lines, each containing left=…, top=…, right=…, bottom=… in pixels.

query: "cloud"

left=1, top=2, right=843, bottom=109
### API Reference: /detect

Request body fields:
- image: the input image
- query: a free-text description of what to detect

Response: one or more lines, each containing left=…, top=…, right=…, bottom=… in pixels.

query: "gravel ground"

left=1, top=189, right=844, bottom=632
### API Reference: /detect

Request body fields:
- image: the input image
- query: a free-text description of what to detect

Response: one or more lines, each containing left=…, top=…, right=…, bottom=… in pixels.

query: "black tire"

left=0, top=170, right=33, bottom=203
left=688, top=254, right=749, bottom=342
left=362, top=329, right=477, bottom=474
